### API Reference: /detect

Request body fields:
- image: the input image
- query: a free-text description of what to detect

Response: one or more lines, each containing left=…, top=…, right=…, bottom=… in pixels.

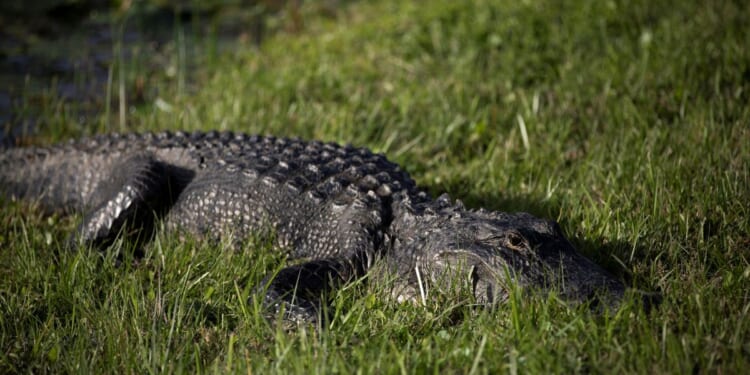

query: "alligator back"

left=0, top=130, right=422, bottom=217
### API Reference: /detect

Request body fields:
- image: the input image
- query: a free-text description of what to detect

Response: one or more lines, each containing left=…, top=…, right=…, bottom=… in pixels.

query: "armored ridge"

left=0, top=130, right=628, bottom=324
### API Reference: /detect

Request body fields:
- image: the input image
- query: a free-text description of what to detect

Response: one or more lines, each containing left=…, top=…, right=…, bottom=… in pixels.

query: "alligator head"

left=387, top=195, right=627, bottom=310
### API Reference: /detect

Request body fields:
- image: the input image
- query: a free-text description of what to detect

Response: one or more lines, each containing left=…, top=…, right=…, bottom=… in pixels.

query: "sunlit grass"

left=2, top=0, right=749, bottom=372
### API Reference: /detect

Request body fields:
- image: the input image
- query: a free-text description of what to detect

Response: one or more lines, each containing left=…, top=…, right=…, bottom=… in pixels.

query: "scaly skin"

left=1, top=130, right=628, bottom=324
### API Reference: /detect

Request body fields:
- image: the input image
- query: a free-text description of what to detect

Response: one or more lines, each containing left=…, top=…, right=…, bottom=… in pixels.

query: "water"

left=0, top=3, right=271, bottom=143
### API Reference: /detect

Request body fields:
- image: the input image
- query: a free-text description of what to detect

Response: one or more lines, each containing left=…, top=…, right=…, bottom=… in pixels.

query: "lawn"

left=1, top=0, right=749, bottom=372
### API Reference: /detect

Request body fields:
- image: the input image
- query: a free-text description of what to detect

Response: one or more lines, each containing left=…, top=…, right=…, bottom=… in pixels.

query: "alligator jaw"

left=423, top=244, right=627, bottom=311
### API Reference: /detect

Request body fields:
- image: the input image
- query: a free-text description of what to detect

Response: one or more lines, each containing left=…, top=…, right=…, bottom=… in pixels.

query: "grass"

left=2, top=0, right=749, bottom=372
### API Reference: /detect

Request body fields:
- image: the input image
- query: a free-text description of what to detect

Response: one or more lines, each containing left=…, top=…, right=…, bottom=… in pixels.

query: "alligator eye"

left=504, top=232, right=527, bottom=251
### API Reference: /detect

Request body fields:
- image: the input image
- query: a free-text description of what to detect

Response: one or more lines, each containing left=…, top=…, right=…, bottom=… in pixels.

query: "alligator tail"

left=0, top=144, right=115, bottom=214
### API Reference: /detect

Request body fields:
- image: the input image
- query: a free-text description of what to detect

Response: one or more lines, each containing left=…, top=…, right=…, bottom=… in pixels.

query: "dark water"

left=1, top=19, right=117, bottom=139
left=0, top=3, right=279, bottom=144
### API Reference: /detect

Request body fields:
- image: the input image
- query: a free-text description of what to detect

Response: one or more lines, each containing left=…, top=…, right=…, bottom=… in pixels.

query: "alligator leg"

left=256, top=191, right=384, bottom=325
left=68, top=153, right=177, bottom=249
left=258, top=257, right=363, bottom=325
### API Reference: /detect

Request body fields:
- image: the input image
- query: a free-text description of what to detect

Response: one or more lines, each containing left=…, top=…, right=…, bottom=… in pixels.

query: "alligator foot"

left=67, top=153, right=173, bottom=249
left=256, top=258, right=358, bottom=326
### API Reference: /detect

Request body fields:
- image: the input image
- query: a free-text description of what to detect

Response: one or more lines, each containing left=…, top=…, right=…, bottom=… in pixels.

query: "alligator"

left=0, top=130, right=629, bottom=324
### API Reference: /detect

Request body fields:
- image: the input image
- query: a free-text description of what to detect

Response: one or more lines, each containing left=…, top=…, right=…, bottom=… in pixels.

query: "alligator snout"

left=425, top=229, right=630, bottom=311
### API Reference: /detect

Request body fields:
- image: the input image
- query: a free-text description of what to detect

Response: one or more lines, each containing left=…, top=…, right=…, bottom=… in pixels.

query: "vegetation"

left=2, top=0, right=748, bottom=372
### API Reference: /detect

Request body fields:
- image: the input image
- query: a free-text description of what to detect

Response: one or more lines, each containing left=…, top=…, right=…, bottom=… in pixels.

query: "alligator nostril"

left=587, top=292, right=602, bottom=312
left=640, top=291, right=663, bottom=313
